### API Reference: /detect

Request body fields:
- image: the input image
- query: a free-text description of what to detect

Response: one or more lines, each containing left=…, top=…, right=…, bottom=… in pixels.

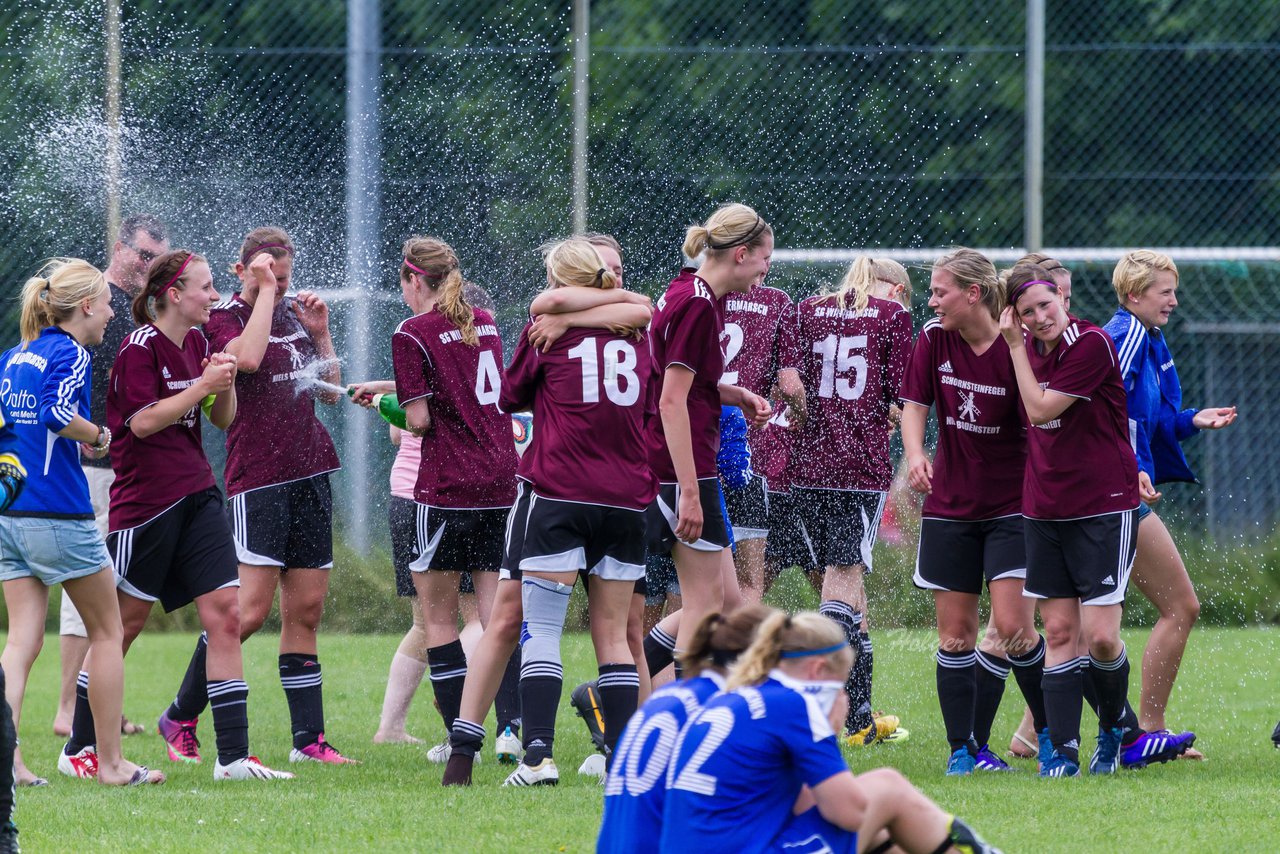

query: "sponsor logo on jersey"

left=0, top=379, right=39, bottom=423
left=162, top=366, right=171, bottom=378
left=938, top=359, right=953, bottom=373
left=1161, top=358, right=1175, bottom=371
left=940, top=374, right=1007, bottom=396
left=958, top=390, right=981, bottom=423
left=1035, top=418, right=1063, bottom=430
left=166, top=377, right=198, bottom=391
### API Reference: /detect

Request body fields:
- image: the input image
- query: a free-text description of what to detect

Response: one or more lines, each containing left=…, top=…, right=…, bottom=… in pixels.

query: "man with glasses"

left=51, top=214, right=169, bottom=744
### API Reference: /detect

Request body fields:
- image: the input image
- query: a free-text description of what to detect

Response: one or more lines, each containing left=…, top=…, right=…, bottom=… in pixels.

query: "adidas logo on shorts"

left=939, top=360, right=953, bottom=373
left=1102, top=575, right=1116, bottom=585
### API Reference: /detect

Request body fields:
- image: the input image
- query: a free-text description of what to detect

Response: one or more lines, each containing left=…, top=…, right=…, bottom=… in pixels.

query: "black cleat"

left=570, top=680, right=608, bottom=753
left=1271, top=720, right=1280, bottom=749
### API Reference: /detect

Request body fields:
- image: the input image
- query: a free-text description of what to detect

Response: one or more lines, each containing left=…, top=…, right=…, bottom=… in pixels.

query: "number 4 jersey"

left=781, top=294, right=913, bottom=492
left=502, top=325, right=655, bottom=509
left=391, top=306, right=517, bottom=509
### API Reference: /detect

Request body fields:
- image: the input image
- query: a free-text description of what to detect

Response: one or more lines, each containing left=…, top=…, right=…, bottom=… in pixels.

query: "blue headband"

left=779, top=642, right=847, bottom=659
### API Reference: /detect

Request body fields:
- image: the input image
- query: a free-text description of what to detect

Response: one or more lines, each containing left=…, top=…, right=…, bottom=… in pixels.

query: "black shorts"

left=647, top=479, right=731, bottom=554
left=763, top=489, right=817, bottom=572
left=411, top=503, right=508, bottom=574
left=506, top=493, right=646, bottom=583
left=1023, top=510, right=1138, bottom=606
left=390, top=496, right=475, bottom=596
left=723, top=474, right=769, bottom=540
left=109, top=488, right=240, bottom=613
left=913, top=515, right=1026, bottom=595
left=792, top=488, right=887, bottom=571
left=643, top=552, right=681, bottom=606
left=228, top=474, right=333, bottom=569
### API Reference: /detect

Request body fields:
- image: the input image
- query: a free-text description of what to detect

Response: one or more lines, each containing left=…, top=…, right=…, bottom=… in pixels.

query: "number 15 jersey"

left=392, top=306, right=517, bottom=509
left=781, top=294, right=913, bottom=492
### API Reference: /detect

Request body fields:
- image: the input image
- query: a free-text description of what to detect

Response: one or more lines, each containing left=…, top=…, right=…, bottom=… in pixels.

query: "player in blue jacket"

left=598, top=603, right=772, bottom=854
left=661, top=610, right=1001, bottom=854
left=1104, top=251, right=1235, bottom=760
left=0, top=259, right=163, bottom=787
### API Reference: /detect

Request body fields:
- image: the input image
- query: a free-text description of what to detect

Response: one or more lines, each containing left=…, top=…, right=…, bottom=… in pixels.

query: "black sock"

left=280, top=653, right=324, bottom=749
left=0, top=667, right=14, bottom=825
left=1079, top=658, right=1102, bottom=718
left=1008, top=635, right=1048, bottom=732
left=208, top=679, right=250, bottom=765
left=643, top=625, right=676, bottom=677
left=519, top=673, right=562, bottom=765
left=494, top=648, right=522, bottom=735
left=427, top=640, right=468, bottom=732
left=168, top=632, right=209, bottom=721
left=1118, top=701, right=1144, bottom=745
left=449, top=717, right=485, bottom=759
left=65, top=671, right=96, bottom=753
left=1088, top=647, right=1131, bottom=731
left=935, top=649, right=977, bottom=751
left=1042, top=658, right=1083, bottom=763
left=597, top=664, right=640, bottom=764
left=973, top=651, right=1009, bottom=748
left=819, top=601, right=871, bottom=733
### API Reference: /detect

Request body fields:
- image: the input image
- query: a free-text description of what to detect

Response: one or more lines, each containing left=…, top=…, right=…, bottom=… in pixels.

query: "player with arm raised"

left=900, top=248, right=1045, bottom=776
left=778, top=256, right=912, bottom=746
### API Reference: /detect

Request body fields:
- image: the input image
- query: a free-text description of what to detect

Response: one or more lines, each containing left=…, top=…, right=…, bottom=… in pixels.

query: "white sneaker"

left=495, top=727, right=522, bottom=765
left=213, top=755, right=295, bottom=781
left=502, top=758, right=559, bottom=786
left=57, top=744, right=98, bottom=779
left=428, top=740, right=480, bottom=765
left=578, top=752, right=606, bottom=780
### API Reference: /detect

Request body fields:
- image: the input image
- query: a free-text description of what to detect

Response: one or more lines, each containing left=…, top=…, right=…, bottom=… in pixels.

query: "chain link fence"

left=1, top=1, right=1277, bottom=542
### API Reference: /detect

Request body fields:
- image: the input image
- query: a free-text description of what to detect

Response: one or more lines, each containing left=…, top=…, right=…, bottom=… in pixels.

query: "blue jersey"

left=598, top=674, right=724, bottom=854
left=1104, top=307, right=1198, bottom=484
left=659, top=672, right=850, bottom=854
left=0, top=327, right=94, bottom=517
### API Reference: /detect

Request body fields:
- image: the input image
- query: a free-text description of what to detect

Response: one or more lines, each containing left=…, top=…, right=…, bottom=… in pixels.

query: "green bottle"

left=348, top=387, right=408, bottom=430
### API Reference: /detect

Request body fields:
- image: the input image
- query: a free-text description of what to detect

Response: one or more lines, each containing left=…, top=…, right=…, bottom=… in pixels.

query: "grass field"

left=7, top=626, right=1278, bottom=853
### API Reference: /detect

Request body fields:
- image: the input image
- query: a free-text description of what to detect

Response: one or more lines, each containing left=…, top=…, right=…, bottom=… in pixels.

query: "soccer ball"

left=511, top=413, right=534, bottom=457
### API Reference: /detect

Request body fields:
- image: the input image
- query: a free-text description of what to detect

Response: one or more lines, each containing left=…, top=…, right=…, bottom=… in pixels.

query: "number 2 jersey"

left=658, top=672, right=850, bottom=854
left=597, top=673, right=725, bottom=854
left=781, top=294, right=912, bottom=492
left=502, top=325, right=655, bottom=509
left=391, top=306, right=517, bottom=509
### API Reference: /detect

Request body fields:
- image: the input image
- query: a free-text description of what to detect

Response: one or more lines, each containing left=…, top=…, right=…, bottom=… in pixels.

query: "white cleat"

left=495, top=727, right=522, bottom=765
left=213, top=755, right=295, bottom=781
left=503, top=758, right=559, bottom=786
left=578, top=752, right=606, bottom=780
left=57, top=745, right=98, bottom=779
left=428, top=740, right=480, bottom=765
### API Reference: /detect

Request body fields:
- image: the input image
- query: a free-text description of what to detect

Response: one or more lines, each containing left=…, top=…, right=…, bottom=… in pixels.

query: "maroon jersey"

left=782, top=294, right=912, bottom=491
left=1022, top=318, right=1139, bottom=519
left=721, top=284, right=794, bottom=397
left=392, top=306, right=517, bottom=509
left=900, top=320, right=1026, bottom=520
left=107, top=325, right=216, bottom=530
left=502, top=325, right=655, bottom=509
left=205, top=296, right=340, bottom=496
left=646, top=272, right=726, bottom=482
left=753, top=405, right=796, bottom=493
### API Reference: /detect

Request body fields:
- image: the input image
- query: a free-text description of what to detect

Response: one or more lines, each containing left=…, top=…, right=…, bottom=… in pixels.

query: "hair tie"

left=707, top=214, right=766, bottom=251
left=779, top=642, right=847, bottom=659
left=241, top=243, right=295, bottom=266
left=1008, top=278, right=1057, bottom=310
left=404, top=257, right=429, bottom=277
left=158, top=253, right=195, bottom=296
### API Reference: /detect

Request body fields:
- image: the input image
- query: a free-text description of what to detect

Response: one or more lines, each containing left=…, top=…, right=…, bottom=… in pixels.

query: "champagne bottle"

left=347, top=387, right=409, bottom=430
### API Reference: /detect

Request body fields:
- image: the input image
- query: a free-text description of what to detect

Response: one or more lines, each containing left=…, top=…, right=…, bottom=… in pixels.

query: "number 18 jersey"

left=659, top=672, right=850, bottom=854
left=781, top=294, right=913, bottom=492
left=597, top=674, right=724, bottom=854
left=391, top=306, right=517, bottom=509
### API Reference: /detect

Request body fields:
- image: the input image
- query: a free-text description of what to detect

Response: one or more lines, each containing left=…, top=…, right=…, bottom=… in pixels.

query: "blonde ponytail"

left=683, top=203, right=772, bottom=262
left=823, top=255, right=876, bottom=313
left=543, top=238, right=619, bottom=291
left=678, top=604, right=776, bottom=679
left=727, top=610, right=852, bottom=690
left=402, top=236, right=477, bottom=345
left=19, top=258, right=106, bottom=342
